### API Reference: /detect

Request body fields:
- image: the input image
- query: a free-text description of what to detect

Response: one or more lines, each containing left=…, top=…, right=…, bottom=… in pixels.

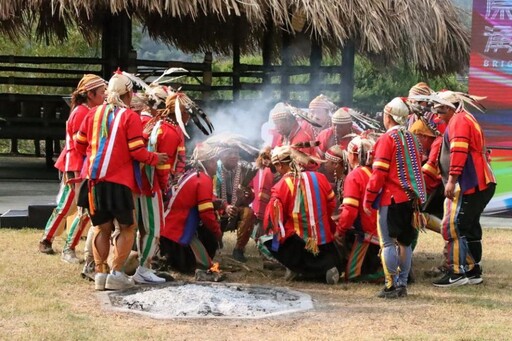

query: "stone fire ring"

left=98, top=281, right=314, bottom=319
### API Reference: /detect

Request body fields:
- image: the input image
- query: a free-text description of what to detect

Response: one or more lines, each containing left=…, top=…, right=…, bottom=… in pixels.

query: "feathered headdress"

left=271, top=144, right=325, bottom=172
left=204, top=132, right=259, bottom=157
left=433, top=90, right=486, bottom=113
left=121, top=68, right=214, bottom=138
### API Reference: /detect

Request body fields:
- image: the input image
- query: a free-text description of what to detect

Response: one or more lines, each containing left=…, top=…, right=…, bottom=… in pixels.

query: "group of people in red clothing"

left=38, top=72, right=496, bottom=298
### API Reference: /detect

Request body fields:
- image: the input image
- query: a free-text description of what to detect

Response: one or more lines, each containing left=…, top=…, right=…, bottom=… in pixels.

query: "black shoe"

left=407, top=270, right=415, bottom=284
left=232, top=248, right=247, bottom=263
left=39, top=240, right=55, bottom=255
left=397, top=285, right=408, bottom=297
left=154, top=271, right=175, bottom=282
left=466, top=265, right=483, bottom=285
left=377, top=286, right=399, bottom=299
left=432, top=273, right=468, bottom=287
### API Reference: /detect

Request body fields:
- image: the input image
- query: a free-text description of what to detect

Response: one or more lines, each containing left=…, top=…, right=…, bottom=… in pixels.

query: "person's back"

left=442, top=109, right=495, bottom=194
left=78, top=104, right=158, bottom=192
left=163, top=170, right=220, bottom=245
left=364, top=97, right=425, bottom=298
left=270, top=170, right=335, bottom=248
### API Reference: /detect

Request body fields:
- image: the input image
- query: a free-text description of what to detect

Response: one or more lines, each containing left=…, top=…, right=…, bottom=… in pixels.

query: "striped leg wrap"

left=441, top=185, right=468, bottom=274
left=137, top=192, right=164, bottom=267
left=42, top=180, right=76, bottom=242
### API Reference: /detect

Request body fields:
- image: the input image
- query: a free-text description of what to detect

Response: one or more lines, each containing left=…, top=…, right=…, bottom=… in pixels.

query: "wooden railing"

left=0, top=54, right=344, bottom=166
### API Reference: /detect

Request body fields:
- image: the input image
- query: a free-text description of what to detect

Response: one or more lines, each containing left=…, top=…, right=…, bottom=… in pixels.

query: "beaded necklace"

left=220, top=163, right=242, bottom=205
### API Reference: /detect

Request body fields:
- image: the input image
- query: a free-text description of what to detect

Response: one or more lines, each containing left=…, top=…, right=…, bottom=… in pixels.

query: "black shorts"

left=78, top=180, right=134, bottom=226
left=385, top=200, right=415, bottom=246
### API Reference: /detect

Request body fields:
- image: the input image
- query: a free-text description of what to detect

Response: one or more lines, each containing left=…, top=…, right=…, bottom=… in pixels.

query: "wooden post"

left=281, top=31, right=293, bottom=102
left=202, top=52, right=213, bottom=102
left=262, top=16, right=274, bottom=100
left=11, top=138, right=18, bottom=154
left=232, top=16, right=242, bottom=101
left=101, top=12, right=133, bottom=77
left=309, top=38, right=322, bottom=100
left=340, top=40, right=355, bottom=107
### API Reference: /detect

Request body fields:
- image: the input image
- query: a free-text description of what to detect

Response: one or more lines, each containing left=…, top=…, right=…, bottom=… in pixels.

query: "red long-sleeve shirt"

left=422, top=136, right=443, bottom=193
left=162, top=170, right=221, bottom=245
left=141, top=120, right=183, bottom=194
left=75, top=104, right=159, bottom=193
left=337, top=166, right=377, bottom=236
left=364, top=125, right=426, bottom=208
left=251, top=167, right=274, bottom=220
left=264, top=171, right=336, bottom=245
left=442, top=109, right=496, bottom=194
left=54, top=104, right=90, bottom=173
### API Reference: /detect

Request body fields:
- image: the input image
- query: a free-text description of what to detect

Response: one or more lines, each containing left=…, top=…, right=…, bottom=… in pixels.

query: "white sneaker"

left=132, top=266, right=166, bottom=284
left=95, top=273, right=108, bottom=291
left=61, top=249, right=81, bottom=264
left=105, top=271, right=135, bottom=290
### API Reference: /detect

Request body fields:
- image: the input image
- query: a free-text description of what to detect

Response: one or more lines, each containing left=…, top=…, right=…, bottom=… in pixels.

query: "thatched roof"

left=0, top=0, right=470, bottom=74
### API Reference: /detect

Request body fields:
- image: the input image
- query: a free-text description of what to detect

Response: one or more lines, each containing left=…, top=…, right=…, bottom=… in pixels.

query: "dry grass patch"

left=0, top=228, right=511, bottom=340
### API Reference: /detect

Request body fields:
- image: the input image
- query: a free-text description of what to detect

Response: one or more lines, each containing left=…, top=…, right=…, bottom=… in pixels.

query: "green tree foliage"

left=353, top=57, right=467, bottom=113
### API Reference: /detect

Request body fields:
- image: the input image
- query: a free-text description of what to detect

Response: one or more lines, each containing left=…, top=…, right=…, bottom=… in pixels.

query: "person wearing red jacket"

left=431, top=91, right=496, bottom=287
left=75, top=70, right=168, bottom=291
left=160, top=143, right=223, bottom=281
left=317, top=107, right=355, bottom=155
left=270, top=103, right=317, bottom=156
left=363, top=98, right=426, bottom=298
left=263, top=145, right=341, bottom=285
left=336, top=135, right=383, bottom=282
left=38, top=74, right=106, bottom=261
left=250, top=147, right=275, bottom=234
left=132, top=87, right=183, bottom=284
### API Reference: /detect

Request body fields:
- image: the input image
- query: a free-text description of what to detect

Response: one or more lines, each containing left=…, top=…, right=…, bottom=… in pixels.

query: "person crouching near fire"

left=159, top=143, right=225, bottom=282
left=335, top=135, right=383, bottom=283
left=262, top=145, right=342, bottom=285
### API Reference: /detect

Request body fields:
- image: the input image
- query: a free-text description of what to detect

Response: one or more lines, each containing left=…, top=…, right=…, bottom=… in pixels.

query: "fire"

left=209, top=262, right=220, bottom=273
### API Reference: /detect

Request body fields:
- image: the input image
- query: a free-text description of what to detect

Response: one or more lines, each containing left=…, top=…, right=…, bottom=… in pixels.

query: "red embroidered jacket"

left=442, top=109, right=496, bottom=194
left=364, top=126, right=426, bottom=208
left=264, top=171, right=336, bottom=245
left=250, top=167, right=275, bottom=220
left=75, top=104, right=159, bottom=193
left=141, top=120, right=183, bottom=195
left=422, top=136, right=443, bottom=194
left=162, top=170, right=221, bottom=245
left=316, top=128, right=352, bottom=154
left=275, top=124, right=317, bottom=156
left=54, top=104, right=90, bottom=173
left=337, top=166, right=377, bottom=236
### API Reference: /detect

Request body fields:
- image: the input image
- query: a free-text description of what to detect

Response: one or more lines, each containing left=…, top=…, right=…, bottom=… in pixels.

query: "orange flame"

left=209, top=262, right=220, bottom=273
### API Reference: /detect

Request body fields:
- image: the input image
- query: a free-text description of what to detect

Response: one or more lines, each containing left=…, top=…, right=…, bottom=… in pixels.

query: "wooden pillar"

left=281, top=31, right=293, bottom=102
left=202, top=52, right=213, bottom=102
left=340, top=40, right=355, bottom=107
left=309, top=38, right=322, bottom=99
left=232, top=16, right=242, bottom=101
left=101, top=12, right=133, bottom=78
left=10, top=138, right=18, bottom=154
left=262, top=16, right=274, bottom=100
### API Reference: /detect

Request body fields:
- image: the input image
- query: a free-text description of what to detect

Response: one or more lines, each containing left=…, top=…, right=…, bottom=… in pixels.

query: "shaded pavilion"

left=0, top=0, right=470, bottom=102
left=0, top=0, right=470, bottom=165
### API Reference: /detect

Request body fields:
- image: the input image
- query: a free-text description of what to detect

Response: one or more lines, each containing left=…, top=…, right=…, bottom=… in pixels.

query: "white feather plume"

left=175, top=96, right=190, bottom=139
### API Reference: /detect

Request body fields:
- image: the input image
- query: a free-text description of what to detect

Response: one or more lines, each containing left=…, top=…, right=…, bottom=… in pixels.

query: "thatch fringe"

left=0, top=0, right=470, bottom=74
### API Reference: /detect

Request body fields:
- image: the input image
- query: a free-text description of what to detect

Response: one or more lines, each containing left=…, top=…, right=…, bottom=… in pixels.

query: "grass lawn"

left=1, top=228, right=511, bottom=340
